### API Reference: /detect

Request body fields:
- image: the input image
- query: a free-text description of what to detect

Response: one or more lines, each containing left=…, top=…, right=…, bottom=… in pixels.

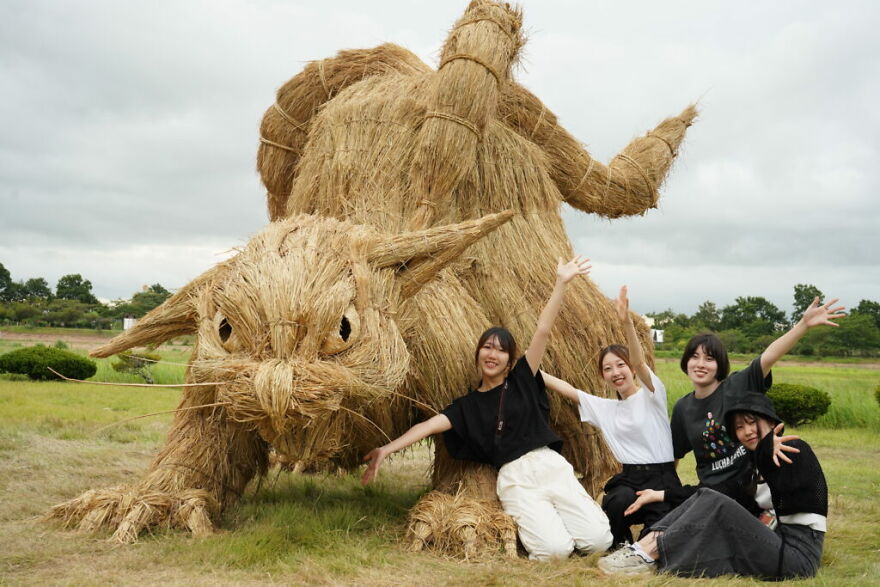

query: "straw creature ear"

left=367, top=210, right=514, bottom=298
left=89, top=261, right=232, bottom=358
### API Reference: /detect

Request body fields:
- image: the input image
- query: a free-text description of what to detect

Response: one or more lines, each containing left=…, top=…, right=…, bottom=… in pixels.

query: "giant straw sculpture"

left=50, top=1, right=696, bottom=557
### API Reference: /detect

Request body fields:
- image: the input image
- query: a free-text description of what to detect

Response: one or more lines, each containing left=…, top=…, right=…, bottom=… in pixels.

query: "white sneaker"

left=597, top=546, right=655, bottom=575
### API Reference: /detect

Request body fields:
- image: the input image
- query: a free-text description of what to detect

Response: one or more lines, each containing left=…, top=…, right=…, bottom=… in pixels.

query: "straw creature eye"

left=218, top=317, right=232, bottom=343
left=320, top=303, right=360, bottom=355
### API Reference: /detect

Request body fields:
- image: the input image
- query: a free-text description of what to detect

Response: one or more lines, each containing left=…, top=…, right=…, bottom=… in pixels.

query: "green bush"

left=0, top=345, right=97, bottom=381
left=112, top=350, right=161, bottom=383
left=875, top=384, right=880, bottom=409
left=768, top=383, right=831, bottom=427
left=54, top=340, right=69, bottom=349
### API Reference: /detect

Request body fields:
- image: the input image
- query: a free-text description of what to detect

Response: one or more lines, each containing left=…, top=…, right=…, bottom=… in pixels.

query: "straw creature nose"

left=268, top=318, right=318, bottom=360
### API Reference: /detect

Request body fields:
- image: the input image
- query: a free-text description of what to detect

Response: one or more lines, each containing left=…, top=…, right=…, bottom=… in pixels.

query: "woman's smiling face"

left=686, top=345, right=719, bottom=386
left=477, top=335, right=511, bottom=380
left=601, top=351, right=636, bottom=397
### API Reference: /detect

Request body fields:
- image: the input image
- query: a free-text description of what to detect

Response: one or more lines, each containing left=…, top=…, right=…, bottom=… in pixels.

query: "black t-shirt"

left=441, top=356, right=563, bottom=469
left=670, top=357, right=771, bottom=485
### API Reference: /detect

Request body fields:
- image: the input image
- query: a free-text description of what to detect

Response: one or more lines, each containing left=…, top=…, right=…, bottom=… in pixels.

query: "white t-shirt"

left=576, top=368, right=674, bottom=464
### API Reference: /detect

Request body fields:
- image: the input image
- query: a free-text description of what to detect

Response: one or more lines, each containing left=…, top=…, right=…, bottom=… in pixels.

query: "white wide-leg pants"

left=497, top=447, right=613, bottom=561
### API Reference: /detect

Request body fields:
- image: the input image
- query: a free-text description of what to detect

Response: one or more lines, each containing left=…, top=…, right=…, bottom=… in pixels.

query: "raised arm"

left=760, top=297, right=846, bottom=376
left=361, top=414, right=451, bottom=485
left=616, top=285, right=654, bottom=392
left=540, top=371, right=580, bottom=403
left=524, top=256, right=591, bottom=373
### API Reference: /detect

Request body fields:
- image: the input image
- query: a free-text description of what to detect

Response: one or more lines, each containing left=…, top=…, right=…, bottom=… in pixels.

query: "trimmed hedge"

left=0, top=345, right=97, bottom=381
left=767, top=383, right=831, bottom=427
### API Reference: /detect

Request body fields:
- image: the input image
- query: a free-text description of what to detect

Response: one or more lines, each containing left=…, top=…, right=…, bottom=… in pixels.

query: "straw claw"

left=405, top=491, right=518, bottom=559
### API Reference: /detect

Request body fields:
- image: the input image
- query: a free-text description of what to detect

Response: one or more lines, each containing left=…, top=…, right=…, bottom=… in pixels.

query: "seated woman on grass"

left=598, top=391, right=828, bottom=579
left=361, top=256, right=613, bottom=561
left=541, top=285, right=681, bottom=548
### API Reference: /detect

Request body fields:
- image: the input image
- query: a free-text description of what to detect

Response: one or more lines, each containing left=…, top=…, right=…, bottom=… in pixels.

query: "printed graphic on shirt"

left=702, top=411, right=734, bottom=459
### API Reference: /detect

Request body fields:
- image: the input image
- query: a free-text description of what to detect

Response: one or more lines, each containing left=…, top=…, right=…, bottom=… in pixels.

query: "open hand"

left=771, top=422, right=801, bottom=467
left=624, top=488, right=664, bottom=516
left=616, top=285, right=629, bottom=322
left=556, top=255, right=591, bottom=284
left=361, top=446, right=390, bottom=485
left=801, top=297, right=846, bottom=329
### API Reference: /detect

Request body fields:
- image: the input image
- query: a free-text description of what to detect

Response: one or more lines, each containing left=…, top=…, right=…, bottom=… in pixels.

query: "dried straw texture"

left=259, top=0, right=693, bottom=497
left=406, top=491, right=518, bottom=560
left=52, top=0, right=696, bottom=556
left=252, top=0, right=695, bottom=556
left=50, top=211, right=513, bottom=544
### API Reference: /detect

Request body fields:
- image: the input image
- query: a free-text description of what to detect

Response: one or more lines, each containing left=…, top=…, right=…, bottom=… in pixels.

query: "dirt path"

left=0, top=330, right=114, bottom=351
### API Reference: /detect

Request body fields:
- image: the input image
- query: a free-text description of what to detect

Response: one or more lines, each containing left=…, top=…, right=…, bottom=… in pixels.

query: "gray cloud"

left=1, top=0, right=877, bottom=314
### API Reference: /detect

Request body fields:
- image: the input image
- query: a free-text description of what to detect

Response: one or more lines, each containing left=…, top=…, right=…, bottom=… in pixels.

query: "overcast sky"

left=1, top=0, right=877, bottom=316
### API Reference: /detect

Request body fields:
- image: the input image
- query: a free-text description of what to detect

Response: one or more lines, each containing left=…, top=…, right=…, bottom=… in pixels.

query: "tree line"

left=2, top=262, right=878, bottom=357
left=648, top=284, right=880, bottom=357
left=0, top=262, right=170, bottom=329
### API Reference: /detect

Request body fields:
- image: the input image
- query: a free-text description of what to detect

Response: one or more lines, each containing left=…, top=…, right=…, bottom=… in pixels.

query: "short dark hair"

left=680, top=333, right=730, bottom=381
left=474, top=326, right=517, bottom=370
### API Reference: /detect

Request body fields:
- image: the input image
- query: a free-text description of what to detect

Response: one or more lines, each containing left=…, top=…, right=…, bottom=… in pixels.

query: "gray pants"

left=654, top=488, right=824, bottom=579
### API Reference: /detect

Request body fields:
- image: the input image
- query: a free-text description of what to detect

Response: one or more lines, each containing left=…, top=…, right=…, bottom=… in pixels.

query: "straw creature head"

left=91, top=211, right=512, bottom=454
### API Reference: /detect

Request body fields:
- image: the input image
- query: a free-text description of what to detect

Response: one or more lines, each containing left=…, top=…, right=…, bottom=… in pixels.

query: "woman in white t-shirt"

left=542, top=286, right=680, bottom=547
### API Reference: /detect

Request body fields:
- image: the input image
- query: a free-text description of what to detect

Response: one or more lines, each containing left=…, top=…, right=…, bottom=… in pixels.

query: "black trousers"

left=601, top=462, right=681, bottom=545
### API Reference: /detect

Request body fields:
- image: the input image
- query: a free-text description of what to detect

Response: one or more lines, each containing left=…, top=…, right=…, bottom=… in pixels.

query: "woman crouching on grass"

left=541, top=285, right=681, bottom=548
left=361, top=256, right=613, bottom=561
left=598, top=392, right=827, bottom=579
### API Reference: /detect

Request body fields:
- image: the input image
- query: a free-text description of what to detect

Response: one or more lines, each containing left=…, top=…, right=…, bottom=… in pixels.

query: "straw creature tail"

left=408, top=0, right=525, bottom=229
left=47, top=390, right=268, bottom=543
left=258, top=44, right=430, bottom=220
left=499, top=82, right=698, bottom=218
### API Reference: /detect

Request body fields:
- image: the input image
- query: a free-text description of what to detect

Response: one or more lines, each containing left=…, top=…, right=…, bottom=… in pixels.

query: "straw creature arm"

left=616, top=285, right=654, bottom=392
left=760, top=297, right=845, bottom=375
left=498, top=84, right=697, bottom=218
left=524, top=256, right=591, bottom=373
left=361, top=414, right=452, bottom=485
left=258, top=44, right=430, bottom=220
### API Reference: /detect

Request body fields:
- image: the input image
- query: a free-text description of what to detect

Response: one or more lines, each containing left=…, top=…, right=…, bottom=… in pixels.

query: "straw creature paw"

left=47, top=485, right=219, bottom=544
left=405, top=491, right=518, bottom=559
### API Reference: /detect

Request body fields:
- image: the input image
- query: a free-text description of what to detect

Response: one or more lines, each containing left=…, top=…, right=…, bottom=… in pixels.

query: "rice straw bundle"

left=50, top=0, right=697, bottom=556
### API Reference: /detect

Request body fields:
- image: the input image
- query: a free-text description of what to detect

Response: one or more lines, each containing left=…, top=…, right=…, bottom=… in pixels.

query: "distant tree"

left=147, top=283, right=170, bottom=295
left=646, top=308, right=690, bottom=329
left=795, top=313, right=880, bottom=357
left=0, top=262, right=11, bottom=301
left=692, top=301, right=721, bottom=331
left=22, top=277, right=52, bottom=300
left=792, top=283, right=824, bottom=324
left=721, top=296, right=787, bottom=332
left=44, top=299, right=89, bottom=327
left=109, top=283, right=172, bottom=319
left=55, top=274, right=98, bottom=305
left=853, top=299, right=880, bottom=330
left=715, top=329, right=744, bottom=353
left=1, top=281, right=24, bottom=302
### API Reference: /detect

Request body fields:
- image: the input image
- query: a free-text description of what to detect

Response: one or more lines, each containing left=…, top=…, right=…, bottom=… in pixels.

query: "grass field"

left=0, top=342, right=878, bottom=584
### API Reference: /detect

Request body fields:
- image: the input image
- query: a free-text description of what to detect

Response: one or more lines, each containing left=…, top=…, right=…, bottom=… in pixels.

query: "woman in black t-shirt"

left=362, top=256, right=613, bottom=560
left=669, top=298, right=844, bottom=488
